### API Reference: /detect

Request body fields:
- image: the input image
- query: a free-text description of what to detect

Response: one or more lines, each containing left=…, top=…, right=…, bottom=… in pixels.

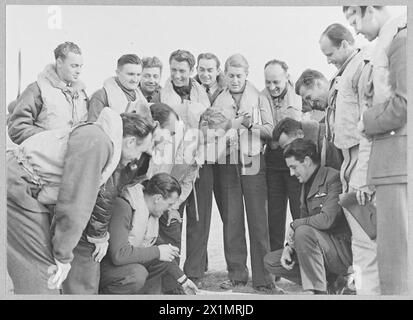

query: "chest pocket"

left=308, top=193, right=327, bottom=213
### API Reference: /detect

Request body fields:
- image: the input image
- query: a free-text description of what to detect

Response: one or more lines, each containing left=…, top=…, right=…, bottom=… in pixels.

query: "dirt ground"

left=180, top=197, right=304, bottom=295
left=6, top=194, right=303, bottom=296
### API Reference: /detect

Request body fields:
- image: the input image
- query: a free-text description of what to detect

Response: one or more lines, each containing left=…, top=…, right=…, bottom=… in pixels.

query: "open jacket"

left=212, top=81, right=274, bottom=167
left=363, top=14, right=407, bottom=186
left=291, top=166, right=352, bottom=239
left=291, top=166, right=352, bottom=267
left=8, top=63, right=88, bottom=144
left=10, top=108, right=124, bottom=263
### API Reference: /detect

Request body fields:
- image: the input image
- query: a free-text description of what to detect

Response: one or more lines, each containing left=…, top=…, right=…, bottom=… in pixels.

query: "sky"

left=6, top=5, right=407, bottom=105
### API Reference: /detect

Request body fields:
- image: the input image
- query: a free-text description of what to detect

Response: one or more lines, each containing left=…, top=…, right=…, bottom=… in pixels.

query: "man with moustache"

left=343, top=5, right=408, bottom=295
left=139, top=56, right=163, bottom=103
left=261, top=59, right=302, bottom=253
left=184, top=53, right=226, bottom=286
left=8, top=42, right=88, bottom=144
left=319, top=23, right=378, bottom=295
left=88, top=54, right=150, bottom=122
left=295, top=69, right=343, bottom=174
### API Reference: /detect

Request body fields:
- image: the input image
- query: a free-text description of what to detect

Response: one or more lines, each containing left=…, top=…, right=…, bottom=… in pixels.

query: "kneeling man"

left=264, top=139, right=352, bottom=294
left=99, top=173, right=198, bottom=295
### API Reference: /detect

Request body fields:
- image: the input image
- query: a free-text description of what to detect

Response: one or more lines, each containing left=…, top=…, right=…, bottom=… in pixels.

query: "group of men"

left=6, top=5, right=409, bottom=295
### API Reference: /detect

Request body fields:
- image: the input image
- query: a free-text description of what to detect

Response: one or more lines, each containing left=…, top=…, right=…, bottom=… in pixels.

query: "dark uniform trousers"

left=7, top=155, right=60, bottom=295
left=99, top=257, right=179, bottom=294
left=264, top=225, right=352, bottom=292
left=158, top=201, right=186, bottom=292
left=62, top=236, right=101, bottom=294
left=265, top=148, right=301, bottom=251
left=214, top=154, right=272, bottom=287
left=184, top=163, right=220, bottom=280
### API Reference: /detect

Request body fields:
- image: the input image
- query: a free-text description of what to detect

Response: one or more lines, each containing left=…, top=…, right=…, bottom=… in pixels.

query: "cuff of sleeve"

left=291, top=219, right=306, bottom=230
left=87, top=232, right=110, bottom=244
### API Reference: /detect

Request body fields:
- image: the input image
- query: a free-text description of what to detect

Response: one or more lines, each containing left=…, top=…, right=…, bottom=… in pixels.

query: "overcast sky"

left=6, top=5, right=406, bottom=104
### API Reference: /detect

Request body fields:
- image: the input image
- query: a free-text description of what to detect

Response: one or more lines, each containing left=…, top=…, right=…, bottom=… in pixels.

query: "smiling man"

left=161, top=50, right=210, bottom=127
left=183, top=53, right=226, bottom=286
left=261, top=59, right=302, bottom=253
left=88, top=54, right=150, bottom=122
left=319, top=23, right=381, bottom=295
left=295, top=69, right=343, bottom=170
left=139, top=56, right=163, bottom=103
left=8, top=42, right=88, bottom=144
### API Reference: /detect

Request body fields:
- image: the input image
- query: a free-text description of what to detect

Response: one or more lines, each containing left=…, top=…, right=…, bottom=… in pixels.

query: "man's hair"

left=295, top=69, right=328, bottom=95
left=142, top=172, right=182, bottom=198
left=224, top=54, right=249, bottom=73
left=264, top=59, right=289, bottom=72
left=200, top=107, right=228, bottom=128
left=54, top=42, right=82, bottom=60
left=273, top=117, right=302, bottom=142
left=283, top=138, right=320, bottom=164
left=150, top=103, right=178, bottom=127
left=197, top=53, right=221, bottom=69
left=142, top=56, right=163, bottom=73
left=169, top=49, right=196, bottom=70
left=321, top=23, right=355, bottom=47
left=117, top=54, right=142, bottom=69
left=342, top=5, right=383, bottom=17
left=120, top=112, right=156, bottom=140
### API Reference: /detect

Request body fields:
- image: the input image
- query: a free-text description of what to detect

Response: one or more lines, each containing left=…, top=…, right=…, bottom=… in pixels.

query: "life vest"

left=122, top=183, right=159, bottom=248
left=36, top=64, right=88, bottom=130
left=12, top=108, right=123, bottom=204
left=103, top=76, right=151, bottom=118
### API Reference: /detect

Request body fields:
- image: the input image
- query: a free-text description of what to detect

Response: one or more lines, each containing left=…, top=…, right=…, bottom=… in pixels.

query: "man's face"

left=153, top=113, right=178, bottom=147
left=170, top=59, right=192, bottom=87
left=264, top=64, right=289, bottom=98
left=285, top=156, right=312, bottom=183
left=226, top=66, right=248, bottom=93
left=298, top=82, right=328, bottom=111
left=201, top=120, right=230, bottom=144
left=56, top=52, right=83, bottom=84
left=345, top=6, right=380, bottom=41
left=197, top=58, right=220, bottom=87
left=116, top=63, right=142, bottom=91
left=140, top=67, right=161, bottom=93
left=151, top=192, right=179, bottom=218
left=121, top=133, right=154, bottom=164
left=319, top=35, right=349, bottom=69
left=279, top=131, right=303, bottom=149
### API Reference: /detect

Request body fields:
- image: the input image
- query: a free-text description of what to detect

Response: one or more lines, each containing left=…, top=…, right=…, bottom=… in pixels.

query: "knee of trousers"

left=126, top=264, right=149, bottom=294
left=294, top=225, right=318, bottom=251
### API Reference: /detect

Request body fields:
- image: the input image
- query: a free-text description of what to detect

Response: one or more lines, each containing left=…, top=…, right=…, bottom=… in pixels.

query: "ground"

left=6, top=188, right=304, bottom=296
left=180, top=197, right=304, bottom=295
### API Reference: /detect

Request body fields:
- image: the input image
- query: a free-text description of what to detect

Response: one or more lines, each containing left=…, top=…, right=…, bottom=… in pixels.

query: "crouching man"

left=99, top=173, right=198, bottom=295
left=264, top=139, right=352, bottom=294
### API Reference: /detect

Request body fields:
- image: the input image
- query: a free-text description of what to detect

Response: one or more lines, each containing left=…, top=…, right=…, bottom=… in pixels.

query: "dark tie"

left=205, top=86, right=212, bottom=101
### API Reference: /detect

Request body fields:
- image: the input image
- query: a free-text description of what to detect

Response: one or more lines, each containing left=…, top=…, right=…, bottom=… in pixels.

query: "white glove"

left=47, top=258, right=71, bottom=290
